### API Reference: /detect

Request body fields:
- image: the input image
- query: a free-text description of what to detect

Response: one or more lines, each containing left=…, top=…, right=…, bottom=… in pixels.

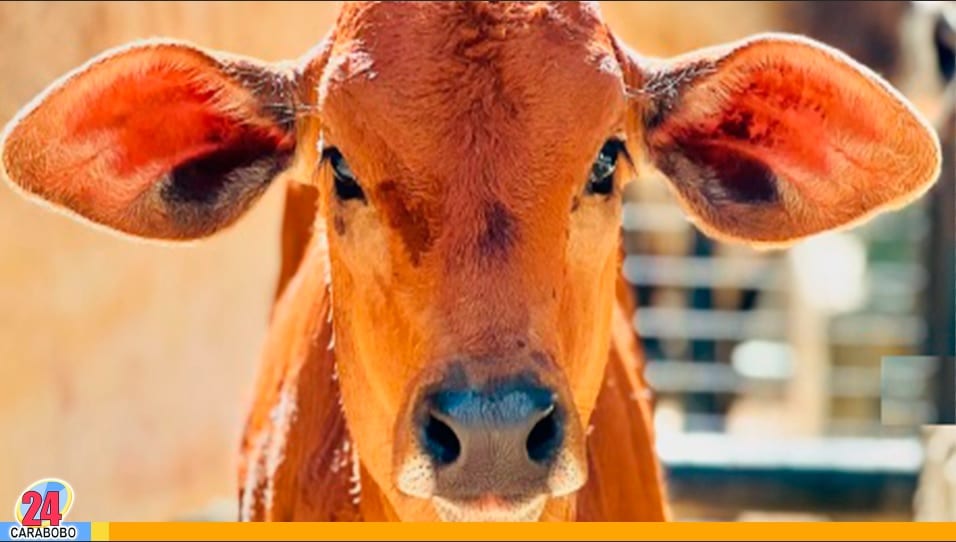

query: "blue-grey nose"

left=418, top=379, right=564, bottom=499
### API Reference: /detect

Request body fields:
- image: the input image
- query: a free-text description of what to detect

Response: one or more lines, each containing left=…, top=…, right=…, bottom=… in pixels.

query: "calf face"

left=1, top=1, right=940, bottom=522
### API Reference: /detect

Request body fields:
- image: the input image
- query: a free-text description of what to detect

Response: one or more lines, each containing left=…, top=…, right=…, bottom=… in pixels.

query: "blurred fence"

left=623, top=1, right=955, bottom=520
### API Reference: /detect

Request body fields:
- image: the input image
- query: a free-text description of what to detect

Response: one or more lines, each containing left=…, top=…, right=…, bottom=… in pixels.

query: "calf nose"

left=418, top=380, right=564, bottom=499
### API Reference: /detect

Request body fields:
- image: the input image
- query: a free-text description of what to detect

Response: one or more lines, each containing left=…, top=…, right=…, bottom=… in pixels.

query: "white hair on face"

left=432, top=495, right=548, bottom=522
left=548, top=447, right=586, bottom=497
left=396, top=452, right=436, bottom=500
left=348, top=440, right=362, bottom=506
left=263, top=386, right=297, bottom=511
left=239, top=432, right=269, bottom=522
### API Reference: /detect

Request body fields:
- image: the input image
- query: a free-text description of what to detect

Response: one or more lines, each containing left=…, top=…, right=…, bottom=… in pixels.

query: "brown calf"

left=0, top=1, right=940, bottom=521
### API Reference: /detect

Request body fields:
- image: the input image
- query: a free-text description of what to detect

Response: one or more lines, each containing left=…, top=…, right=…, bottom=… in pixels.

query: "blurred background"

left=0, top=1, right=952, bottom=522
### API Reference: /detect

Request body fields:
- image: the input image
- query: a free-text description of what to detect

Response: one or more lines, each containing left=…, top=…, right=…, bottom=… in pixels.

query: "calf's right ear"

left=615, top=33, right=942, bottom=247
left=1, top=40, right=299, bottom=240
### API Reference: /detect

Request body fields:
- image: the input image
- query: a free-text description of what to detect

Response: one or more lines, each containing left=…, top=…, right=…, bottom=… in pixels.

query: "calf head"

left=1, top=1, right=940, bottom=522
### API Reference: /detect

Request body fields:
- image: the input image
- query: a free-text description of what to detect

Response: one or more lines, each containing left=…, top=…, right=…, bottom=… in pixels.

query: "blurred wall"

left=0, top=1, right=929, bottom=521
left=0, top=1, right=343, bottom=521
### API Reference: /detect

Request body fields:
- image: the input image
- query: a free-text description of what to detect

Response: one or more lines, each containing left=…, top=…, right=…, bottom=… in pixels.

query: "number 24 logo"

left=20, top=490, right=62, bottom=526
left=14, top=479, right=73, bottom=527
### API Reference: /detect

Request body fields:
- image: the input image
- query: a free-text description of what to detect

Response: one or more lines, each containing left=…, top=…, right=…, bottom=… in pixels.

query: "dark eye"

left=586, top=140, right=623, bottom=196
left=324, top=147, right=365, bottom=202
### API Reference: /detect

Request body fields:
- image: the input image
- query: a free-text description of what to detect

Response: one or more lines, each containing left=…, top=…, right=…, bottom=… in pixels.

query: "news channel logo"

left=2, top=479, right=91, bottom=541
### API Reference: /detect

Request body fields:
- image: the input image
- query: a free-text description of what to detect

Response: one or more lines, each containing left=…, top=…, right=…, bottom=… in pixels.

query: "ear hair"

left=1, top=38, right=302, bottom=242
left=614, top=32, right=941, bottom=248
left=285, top=29, right=337, bottom=193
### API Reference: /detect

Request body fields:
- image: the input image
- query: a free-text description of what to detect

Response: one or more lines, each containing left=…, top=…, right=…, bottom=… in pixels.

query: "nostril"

left=526, top=406, right=562, bottom=463
left=423, top=414, right=461, bottom=465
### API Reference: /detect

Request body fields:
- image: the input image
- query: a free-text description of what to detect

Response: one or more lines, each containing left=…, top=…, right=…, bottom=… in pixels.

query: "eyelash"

left=321, top=140, right=626, bottom=205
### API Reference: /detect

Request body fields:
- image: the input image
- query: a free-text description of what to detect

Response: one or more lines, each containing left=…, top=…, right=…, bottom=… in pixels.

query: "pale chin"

left=432, top=495, right=549, bottom=522
left=397, top=446, right=587, bottom=521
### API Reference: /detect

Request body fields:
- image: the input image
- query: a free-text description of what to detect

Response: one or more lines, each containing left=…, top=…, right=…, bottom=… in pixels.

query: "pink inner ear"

left=656, top=39, right=936, bottom=207
left=641, top=37, right=940, bottom=243
left=67, top=65, right=289, bottom=181
left=665, top=58, right=889, bottom=205
left=2, top=44, right=297, bottom=239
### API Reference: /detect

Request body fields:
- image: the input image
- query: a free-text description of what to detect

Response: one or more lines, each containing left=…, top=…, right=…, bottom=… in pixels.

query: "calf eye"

left=586, top=140, right=623, bottom=196
left=324, top=147, right=365, bottom=202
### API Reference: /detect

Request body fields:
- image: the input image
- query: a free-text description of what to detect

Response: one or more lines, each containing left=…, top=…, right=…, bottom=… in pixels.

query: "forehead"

left=318, top=1, right=625, bottom=177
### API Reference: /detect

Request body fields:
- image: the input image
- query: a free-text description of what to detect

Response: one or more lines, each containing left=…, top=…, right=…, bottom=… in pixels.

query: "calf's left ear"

left=620, top=33, right=942, bottom=246
left=1, top=40, right=298, bottom=240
